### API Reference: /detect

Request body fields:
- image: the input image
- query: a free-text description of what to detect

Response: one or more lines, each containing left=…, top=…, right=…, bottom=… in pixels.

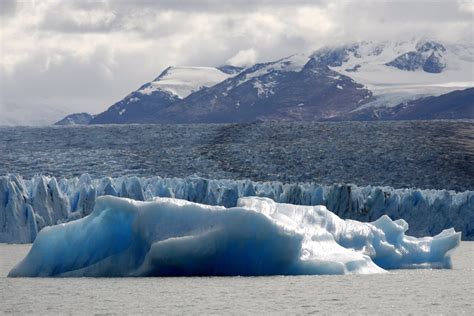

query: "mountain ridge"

left=56, top=38, right=474, bottom=125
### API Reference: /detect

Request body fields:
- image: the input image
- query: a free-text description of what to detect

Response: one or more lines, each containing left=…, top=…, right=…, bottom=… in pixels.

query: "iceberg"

left=8, top=196, right=460, bottom=277
left=1, top=174, right=473, bottom=243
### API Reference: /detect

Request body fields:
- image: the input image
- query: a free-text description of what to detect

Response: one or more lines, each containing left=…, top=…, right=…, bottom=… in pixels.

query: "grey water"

left=1, top=121, right=473, bottom=314
left=0, top=243, right=473, bottom=315
left=1, top=120, right=473, bottom=191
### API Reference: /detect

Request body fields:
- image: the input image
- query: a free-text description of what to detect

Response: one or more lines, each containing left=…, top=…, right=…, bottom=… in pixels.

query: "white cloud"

left=0, top=0, right=472, bottom=124
left=227, top=49, right=258, bottom=66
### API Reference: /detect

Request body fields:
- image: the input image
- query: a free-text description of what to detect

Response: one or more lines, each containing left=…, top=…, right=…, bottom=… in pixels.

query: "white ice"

left=8, top=195, right=460, bottom=277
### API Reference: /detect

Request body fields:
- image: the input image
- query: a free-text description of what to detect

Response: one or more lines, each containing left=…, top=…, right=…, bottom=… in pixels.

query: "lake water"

left=1, top=243, right=473, bottom=315
left=1, top=121, right=473, bottom=314
left=1, top=121, right=473, bottom=191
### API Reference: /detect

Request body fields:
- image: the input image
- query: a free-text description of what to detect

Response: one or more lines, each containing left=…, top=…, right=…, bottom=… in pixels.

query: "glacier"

left=8, top=195, right=460, bottom=277
left=0, top=174, right=473, bottom=244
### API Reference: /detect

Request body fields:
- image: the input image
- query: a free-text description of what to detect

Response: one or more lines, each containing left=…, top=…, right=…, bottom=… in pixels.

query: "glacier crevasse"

left=0, top=174, right=472, bottom=243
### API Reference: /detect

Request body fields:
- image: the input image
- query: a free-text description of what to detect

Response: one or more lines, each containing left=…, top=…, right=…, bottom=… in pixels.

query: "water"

left=1, top=121, right=473, bottom=313
left=1, top=121, right=473, bottom=191
left=0, top=243, right=473, bottom=314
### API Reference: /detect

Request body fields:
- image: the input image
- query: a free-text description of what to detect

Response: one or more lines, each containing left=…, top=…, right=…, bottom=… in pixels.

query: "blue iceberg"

left=8, top=196, right=460, bottom=277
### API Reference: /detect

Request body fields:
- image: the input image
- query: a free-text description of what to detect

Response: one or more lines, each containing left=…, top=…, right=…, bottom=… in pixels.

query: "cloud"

left=0, top=0, right=472, bottom=124
left=0, top=0, right=16, bottom=17
left=227, top=49, right=258, bottom=66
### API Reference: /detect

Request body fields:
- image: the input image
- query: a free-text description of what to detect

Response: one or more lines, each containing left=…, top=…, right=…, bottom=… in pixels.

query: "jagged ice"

left=8, top=196, right=460, bottom=277
left=1, top=174, right=473, bottom=244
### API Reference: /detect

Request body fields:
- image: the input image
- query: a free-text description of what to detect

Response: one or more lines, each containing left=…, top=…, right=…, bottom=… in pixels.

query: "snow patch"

left=127, top=97, right=140, bottom=103
left=253, top=80, right=276, bottom=98
left=138, top=66, right=232, bottom=98
left=233, top=54, right=309, bottom=90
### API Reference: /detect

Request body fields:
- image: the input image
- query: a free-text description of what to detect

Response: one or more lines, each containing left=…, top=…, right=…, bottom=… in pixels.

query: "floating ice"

left=1, top=175, right=473, bottom=243
left=8, top=196, right=460, bottom=277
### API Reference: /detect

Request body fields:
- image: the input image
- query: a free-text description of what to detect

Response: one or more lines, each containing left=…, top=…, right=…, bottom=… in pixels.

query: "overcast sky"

left=0, top=0, right=473, bottom=123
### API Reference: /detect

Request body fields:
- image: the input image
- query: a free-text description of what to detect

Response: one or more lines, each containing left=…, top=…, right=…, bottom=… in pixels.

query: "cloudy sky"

left=0, top=0, right=473, bottom=124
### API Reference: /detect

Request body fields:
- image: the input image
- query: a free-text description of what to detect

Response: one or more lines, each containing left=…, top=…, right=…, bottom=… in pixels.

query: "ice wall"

left=1, top=174, right=473, bottom=243
left=8, top=196, right=460, bottom=277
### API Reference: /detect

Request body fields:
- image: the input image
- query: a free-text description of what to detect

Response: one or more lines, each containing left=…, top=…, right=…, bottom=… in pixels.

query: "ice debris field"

left=8, top=195, right=461, bottom=277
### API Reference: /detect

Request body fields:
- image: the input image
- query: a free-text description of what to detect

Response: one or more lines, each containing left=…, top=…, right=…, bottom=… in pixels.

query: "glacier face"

left=0, top=174, right=473, bottom=244
left=8, top=196, right=460, bottom=277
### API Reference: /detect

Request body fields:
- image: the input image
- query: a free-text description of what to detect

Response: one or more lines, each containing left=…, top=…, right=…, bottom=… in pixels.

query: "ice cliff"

left=8, top=196, right=460, bottom=277
left=0, top=174, right=473, bottom=244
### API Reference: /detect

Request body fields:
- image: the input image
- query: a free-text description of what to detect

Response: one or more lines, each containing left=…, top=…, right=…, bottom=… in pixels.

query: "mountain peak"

left=217, top=65, right=244, bottom=75
left=415, top=40, right=446, bottom=53
left=55, top=113, right=95, bottom=125
left=138, top=66, right=232, bottom=99
left=386, top=39, right=446, bottom=73
left=153, top=66, right=173, bottom=81
left=55, top=38, right=472, bottom=125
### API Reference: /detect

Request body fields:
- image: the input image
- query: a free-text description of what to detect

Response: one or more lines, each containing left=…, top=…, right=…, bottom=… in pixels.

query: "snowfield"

left=327, top=40, right=474, bottom=110
left=8, top=195, right=460, bottom=277
left=138, top=66, right=232, bottom=98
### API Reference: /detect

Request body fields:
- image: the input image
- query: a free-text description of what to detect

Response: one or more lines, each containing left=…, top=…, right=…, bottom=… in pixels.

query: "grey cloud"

left=1, top=46, right=160, bottom=115
left=37, top=1, right=122, bottom=34
left=0, top=0, right=16, bottom=16
left=106, top=0, right=329, bottom=13
left=1, top=0, right=473, bottom=125
left=37, top=0, right=327, bottom=34
left=338, top=0, right=472, bottom=23
left=40, top=14, right=121, bottom=34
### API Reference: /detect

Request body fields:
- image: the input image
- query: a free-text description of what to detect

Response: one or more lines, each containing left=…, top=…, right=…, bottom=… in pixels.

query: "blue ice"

left=1, top=174, right=473, bottom=244
left=8, top=196, right=460, bottom=277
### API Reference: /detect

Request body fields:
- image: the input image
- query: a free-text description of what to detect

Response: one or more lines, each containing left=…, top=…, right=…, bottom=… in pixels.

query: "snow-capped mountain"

left=217, top=65, right=244, bottom=75
left=152, top=54, right=372, bottom=123
left=57, top=38, right=473, bottom=124
left=385, top=41, right=447, bottom=73
left=320, top=38, right=474, bottom=112
left=55, top=113, right=95, bottom=125
left=138, top=66, right=232, bottom=99
left=90, top=66, right=233, bottom=124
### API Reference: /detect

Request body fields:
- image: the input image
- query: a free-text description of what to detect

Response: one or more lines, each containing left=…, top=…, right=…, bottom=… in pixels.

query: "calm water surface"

left=1, top=243, right=473, bottom=315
